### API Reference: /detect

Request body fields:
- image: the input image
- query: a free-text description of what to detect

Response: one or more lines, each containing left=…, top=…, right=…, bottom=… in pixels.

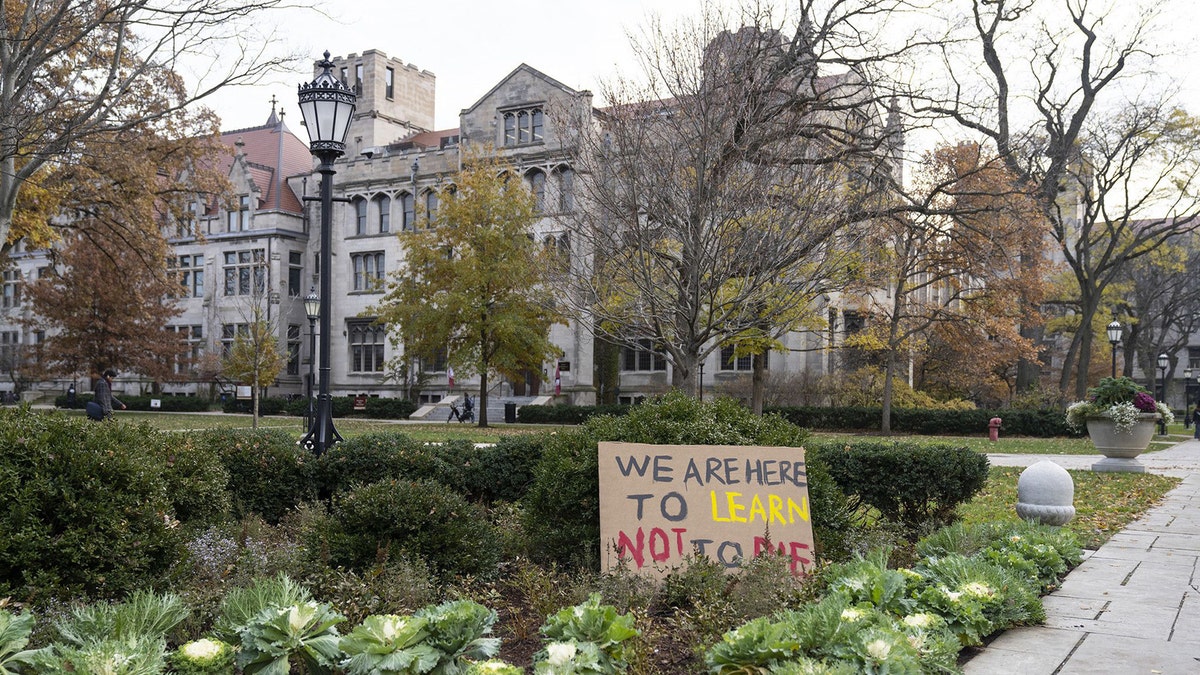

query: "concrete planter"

left=1087, top=413, right=1158, bottom=472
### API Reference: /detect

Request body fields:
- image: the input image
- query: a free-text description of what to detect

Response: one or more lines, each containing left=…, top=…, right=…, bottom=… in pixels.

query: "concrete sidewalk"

left=963, top=440, right=1200, bottom=674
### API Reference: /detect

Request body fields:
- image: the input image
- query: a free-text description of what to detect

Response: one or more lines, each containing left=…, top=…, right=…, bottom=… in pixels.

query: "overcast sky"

left=203, top=0, right=1200, bottom=142
left=207, top=0, right=701, bottom=132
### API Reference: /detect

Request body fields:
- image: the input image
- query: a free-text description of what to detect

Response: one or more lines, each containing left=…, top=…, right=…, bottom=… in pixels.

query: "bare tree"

left=0, top=0, right=308, bottom=254
left=917, top=0, right=1200, bottom=396
left=554, top=1, right=914, bottom=404
left=851, top=142, right=1044, bottom=431
left=1118, top=238, right=1200, bottom=399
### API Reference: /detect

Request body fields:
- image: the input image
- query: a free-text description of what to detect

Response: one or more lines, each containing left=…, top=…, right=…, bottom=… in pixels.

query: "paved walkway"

left=963, top=440, right=1200, bottom=674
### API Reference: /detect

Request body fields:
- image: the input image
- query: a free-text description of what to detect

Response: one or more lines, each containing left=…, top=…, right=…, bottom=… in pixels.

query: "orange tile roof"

left=394, top=128, right=459, bottom=150
left=220, top=117, right=313, bottom=214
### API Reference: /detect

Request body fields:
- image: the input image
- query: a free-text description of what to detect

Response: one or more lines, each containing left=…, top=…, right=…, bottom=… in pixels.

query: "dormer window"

left=227, top=194, right=250, bottom=232
left=502, top=106, right=544, bottom=146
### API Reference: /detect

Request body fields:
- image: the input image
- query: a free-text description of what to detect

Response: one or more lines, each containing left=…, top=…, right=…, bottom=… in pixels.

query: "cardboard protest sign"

left=598, top=442, right=814, bottom=577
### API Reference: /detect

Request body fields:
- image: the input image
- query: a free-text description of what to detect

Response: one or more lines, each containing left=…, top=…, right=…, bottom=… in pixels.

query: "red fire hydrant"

left=989, top=417, right=1002, bottom=442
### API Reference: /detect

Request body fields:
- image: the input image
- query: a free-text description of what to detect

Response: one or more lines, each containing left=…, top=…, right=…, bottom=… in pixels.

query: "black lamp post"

left=298, top=51, right=355, bottom=455
left=1186, top=367, right=1197, bottom=429
left=1158, top=353, right=1170, bottom=436
left=698, top=362, right=704, bottom=402
left=1106, top=319, right=1122, bottom=378
left=304, top=288, right=319, bottom=432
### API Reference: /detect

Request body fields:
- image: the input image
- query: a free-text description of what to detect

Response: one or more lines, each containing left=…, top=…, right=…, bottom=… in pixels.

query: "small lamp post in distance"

left=304, top=287, right=319, bottom=432
left=1157, top=353, right=1170, bottom=436
left=1106, top=319, right=1123, bottom=379
left=1185, top=367, right=1197, bottom=430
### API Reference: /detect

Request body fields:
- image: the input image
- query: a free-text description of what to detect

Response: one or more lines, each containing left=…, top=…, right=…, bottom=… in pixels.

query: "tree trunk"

left=671, top=350, right=697, bottom=393
left=251, top=365, right=260, bottom=429
left=750, top=348, right=767, bottom=415
left=478, top=369, right=489, bottom=427
left=881, top=349, right=896, bottom=435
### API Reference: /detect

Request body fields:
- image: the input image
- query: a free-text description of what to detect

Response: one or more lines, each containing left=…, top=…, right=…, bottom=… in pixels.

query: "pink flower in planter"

left=1133, top=392, right=1157, bottom=413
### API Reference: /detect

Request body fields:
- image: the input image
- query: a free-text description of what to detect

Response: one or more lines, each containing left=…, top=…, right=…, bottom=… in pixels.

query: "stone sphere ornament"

left=1015, top=460, right=1075, bottom=526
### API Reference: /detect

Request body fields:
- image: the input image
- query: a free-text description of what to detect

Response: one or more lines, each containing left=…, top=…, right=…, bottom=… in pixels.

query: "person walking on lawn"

left=91, top=368, right=126, bottom=420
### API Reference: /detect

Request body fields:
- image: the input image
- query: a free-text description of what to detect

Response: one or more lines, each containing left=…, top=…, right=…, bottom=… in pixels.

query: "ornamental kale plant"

left=213, top=573, right=313, bottom=644
left=0, top=610, right=43, bottom=675
left=910, top=554, right=1044, bottom=646
left=338, top=614, right=438, bottom=675
left=820, top=549, right=914, bottom=616
left=235, top=601, right=346, bottom=675
left=413, top=600, right=500, bottom=674
left=467, top=660, right=525, bottom=675
left=536, top=594, right=639, bottom=674
left=168, top=638, right=237, bottom=675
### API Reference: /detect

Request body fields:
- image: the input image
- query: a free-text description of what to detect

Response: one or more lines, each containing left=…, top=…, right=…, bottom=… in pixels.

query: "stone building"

left=0, top=43, right=901, bottom=413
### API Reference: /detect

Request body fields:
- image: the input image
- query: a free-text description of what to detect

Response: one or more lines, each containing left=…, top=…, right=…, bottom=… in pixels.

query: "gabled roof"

left=220, top=114, right=313, bottom=214
left=461, top=63, right=584, bottom=116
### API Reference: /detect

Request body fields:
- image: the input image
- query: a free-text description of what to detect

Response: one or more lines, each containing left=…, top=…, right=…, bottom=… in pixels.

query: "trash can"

left=504, top=402, right=517, bottom=424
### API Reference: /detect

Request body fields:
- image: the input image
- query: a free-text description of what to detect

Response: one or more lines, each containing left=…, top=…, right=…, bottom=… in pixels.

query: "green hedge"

left=308, top=478, right=502, bottom=578
left=767, top=406, right=1077, bottom=437
left=0, top=409, right=188, bottom=600
left=222, top=395, right=416, bottom=419
left=54, top=393, right=212, bottom=412
left=517, top=403, right=631, bottom=424
left=315, top=433, right=542, bottom=505
left=192, top=428, right=318, bottom=524
left=809, top=440, right=990, bottom=531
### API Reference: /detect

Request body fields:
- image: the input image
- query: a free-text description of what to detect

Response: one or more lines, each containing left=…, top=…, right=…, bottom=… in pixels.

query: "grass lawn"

left=56, top=408, right=563, bottom=443
left=809, top=430, right=1191, bottom=454
left=958, top=466, right=1180, bottom=550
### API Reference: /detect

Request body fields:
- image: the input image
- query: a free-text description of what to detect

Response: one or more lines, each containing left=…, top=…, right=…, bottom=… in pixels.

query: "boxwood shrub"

left=767, top=405, right=1077, bottom=437
left=0, top=409, right=187, bottom=601
left=158, top=433, right=233, bottom=529
left=193, top=428, right=317, bottom=524
left=809, top=440, right=990, bottom=531
left=54, top=393, right=212, bottom=412
left=309, top=478, right=501, bottom=578
left=517, top=403, right=631, bottom=425
left=223, top=395, right=416, bottom=419
left=463, top=435, right=545, bottom=503
left=316, top=433, right=540, bottom=505
left=315, top=433, right=470, bottom=498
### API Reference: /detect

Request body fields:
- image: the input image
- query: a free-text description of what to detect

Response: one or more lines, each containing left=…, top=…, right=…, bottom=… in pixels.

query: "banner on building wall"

left=598, top=442, right=814, bottom=577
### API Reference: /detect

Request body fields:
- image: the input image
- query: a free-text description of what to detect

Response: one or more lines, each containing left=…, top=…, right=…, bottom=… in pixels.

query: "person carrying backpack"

left=88, top=369, right=126, bottom=421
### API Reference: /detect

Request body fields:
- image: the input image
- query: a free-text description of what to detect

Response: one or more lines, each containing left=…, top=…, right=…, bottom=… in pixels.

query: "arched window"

left=528, top=171, right=546, bottom=212
left=374, top=194, right=390, bottom=233
left=400, top=193, right=415, bottom=231
left=353, top=198, right=367, bottom=235
left=517, top=110, right=530, bottom=144
left=556, top=168, right=574, bottom=212
left=531, top=108, right=544, bottom=142
left=501, top=107, right=545, bottom=147
left=424, top=191, right=439, bottom=227
left=503, top=113, right=517, bottom=146
left=544, top=233, right=570, bottom=267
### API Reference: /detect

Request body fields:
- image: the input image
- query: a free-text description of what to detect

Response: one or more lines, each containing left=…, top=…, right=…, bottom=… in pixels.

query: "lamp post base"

left=300, top=394, right=342, bottom=455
